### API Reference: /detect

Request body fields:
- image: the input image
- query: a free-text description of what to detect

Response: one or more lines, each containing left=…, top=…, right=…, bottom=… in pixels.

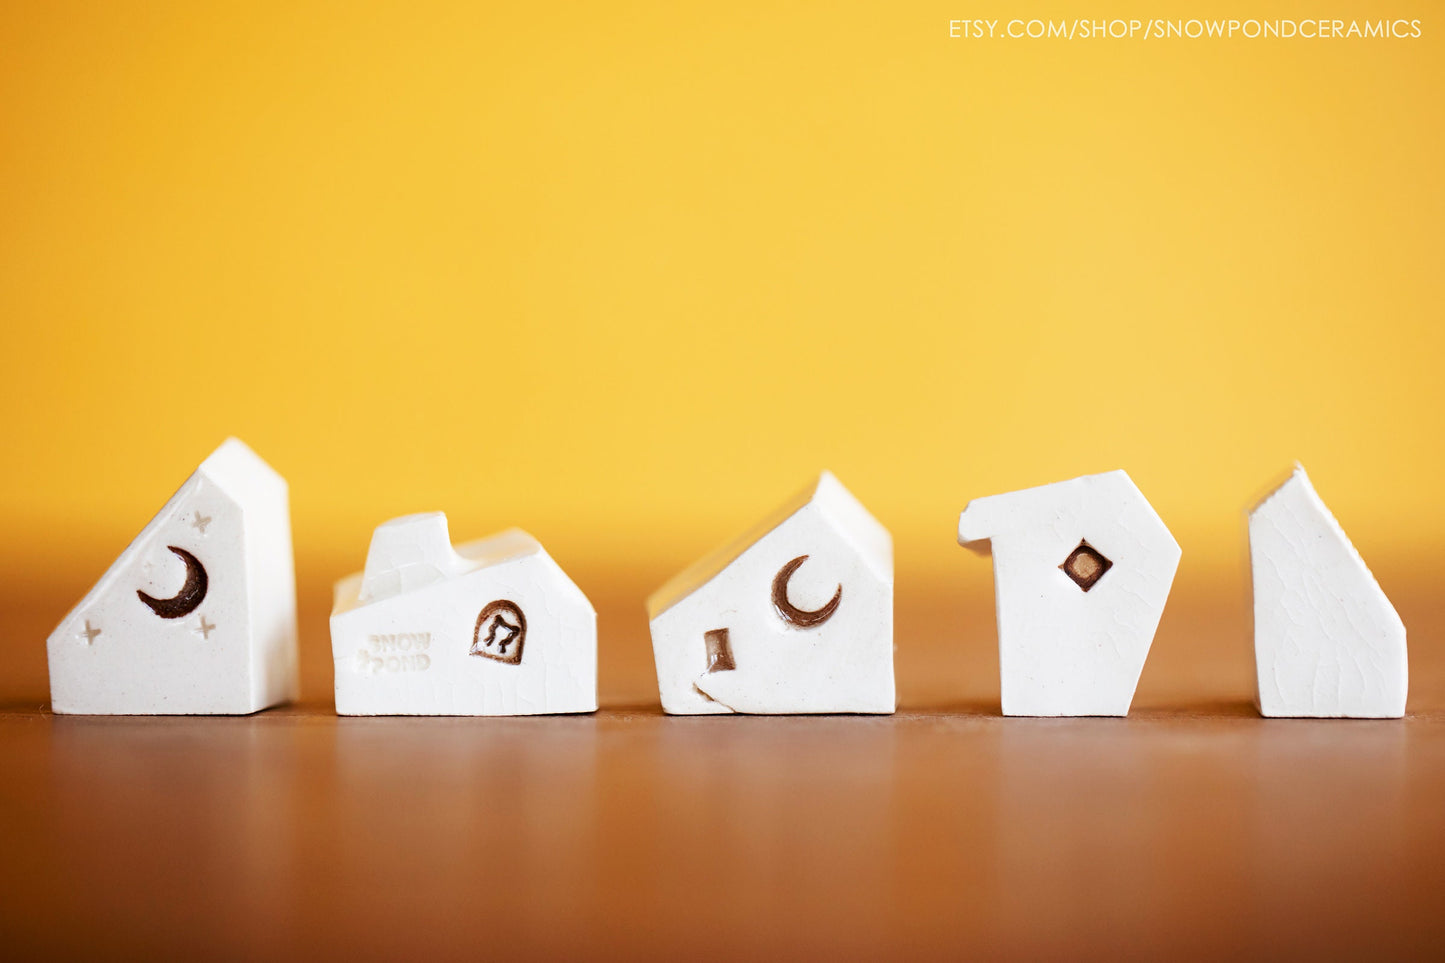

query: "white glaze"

left=648, top=472, right=894, bottom=715
left=958, top=470, right=1181, bottom=717
left=1250, top=465, right=1406, bottom=718
left=331, top=513, right=596, bottom=715
left=47, top=438, right=298, bottom=715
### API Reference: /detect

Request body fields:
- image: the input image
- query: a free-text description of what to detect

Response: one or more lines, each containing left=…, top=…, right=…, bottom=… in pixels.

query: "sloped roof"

left=958, top=469, right=1133, bottom=546
left=200, top=437, right=287, bottom=503
left=1249, top=463, right=1378, bottom=588
left=647, top=471, right=890, bottom=619
left=56, top=437, right=278, bottom=624
left=332, top=521, right=543, bottom=616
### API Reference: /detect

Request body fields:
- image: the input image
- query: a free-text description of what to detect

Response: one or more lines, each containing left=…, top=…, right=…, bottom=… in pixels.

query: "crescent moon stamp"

left=771, top=555, right=842, bottom=628
left=137, top=546, right=209, bottom=619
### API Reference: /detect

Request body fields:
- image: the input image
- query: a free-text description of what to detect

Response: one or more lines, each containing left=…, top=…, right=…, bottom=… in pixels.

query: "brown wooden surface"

left=2, top=569, right=1443, bottom=960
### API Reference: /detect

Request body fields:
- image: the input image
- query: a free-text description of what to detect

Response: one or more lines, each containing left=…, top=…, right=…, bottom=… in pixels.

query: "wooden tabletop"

left=2, top=570, right=1442, bottom=959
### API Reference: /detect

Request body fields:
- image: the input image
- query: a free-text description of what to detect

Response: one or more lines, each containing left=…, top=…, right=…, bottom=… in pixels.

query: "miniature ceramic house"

left=330, top=513, right=596, bottom=715
left=648, top=472, right=894, bottom=715
left=957, top=470, right=1180, bottom=717
left=1249, top=465, right=1406, bottom=718
left=47, top=438, right=299, bottom=714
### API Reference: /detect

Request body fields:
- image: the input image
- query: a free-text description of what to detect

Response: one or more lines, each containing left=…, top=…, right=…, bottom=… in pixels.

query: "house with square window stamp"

left=958, top=470, right=1181, bottom=717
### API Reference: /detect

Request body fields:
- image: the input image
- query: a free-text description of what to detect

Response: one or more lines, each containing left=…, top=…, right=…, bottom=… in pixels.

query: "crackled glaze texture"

left=330, top=513, right=596, bottom=716
left=1250, top=466, right=1407, bottom=718
left=958, top=470, right=1181, bottom=717
left=647, top=472, right=894, bottom=715
left=46, top=438, right=298, bottom=715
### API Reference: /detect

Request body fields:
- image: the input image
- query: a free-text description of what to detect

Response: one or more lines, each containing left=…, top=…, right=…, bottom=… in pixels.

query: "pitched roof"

left=647, top=471, right=890, bottom=619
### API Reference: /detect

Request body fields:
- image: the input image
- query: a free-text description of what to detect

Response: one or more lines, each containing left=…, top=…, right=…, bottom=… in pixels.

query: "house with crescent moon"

left=957, top=470, right=1181, bottom=717
left=329, top=512, right=597, bottom=716
left=647, top=471, right=895, bottom=715
left=46, top=438, right=299, bottom=714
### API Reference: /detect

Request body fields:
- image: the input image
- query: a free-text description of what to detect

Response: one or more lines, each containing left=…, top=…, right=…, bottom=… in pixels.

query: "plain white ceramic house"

left=648, top=472, right=894, bottom=715
left=330, top=512, right=596, bottom=715
left=957, top=470, right=1181, bottom=717
left=47, top=438, right=299, bottom=715
left=1249, top=465, right=1407, bottom=718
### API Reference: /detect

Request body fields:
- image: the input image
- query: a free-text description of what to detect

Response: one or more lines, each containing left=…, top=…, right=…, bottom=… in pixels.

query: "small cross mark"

left=79, top=620, right=102, bottom=644
left=192, top=512, right=212, bottom=535
left=195, top=615, right=216, bottom=640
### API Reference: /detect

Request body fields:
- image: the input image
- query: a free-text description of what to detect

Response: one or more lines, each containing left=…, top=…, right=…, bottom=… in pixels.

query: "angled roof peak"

left=647, top=471, right=888, bottom=618
left=1247, top=461, right=1310, bottom=515
left=196, top=437, right=287, bottom=499
left=1249, top=463, right=1375, bottom=582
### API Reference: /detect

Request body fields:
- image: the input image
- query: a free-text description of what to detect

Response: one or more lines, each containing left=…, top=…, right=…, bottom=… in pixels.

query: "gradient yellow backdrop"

left=1, top=0, right=1440, bottom=609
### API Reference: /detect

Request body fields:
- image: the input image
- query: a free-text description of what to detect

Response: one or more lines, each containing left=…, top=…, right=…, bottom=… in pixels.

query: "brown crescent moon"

left=137, top=546, right=209, bottom=619
left=771, top=555, right=841, bottom=628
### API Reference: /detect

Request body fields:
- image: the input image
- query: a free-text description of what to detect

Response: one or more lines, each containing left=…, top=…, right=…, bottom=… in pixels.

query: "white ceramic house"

left=648, top=472, right=894, bottom=715
left=330, top=513, right=596, bottom=715
left=957, top=470, right=1181, bottom=717
left=47, top=438, right=299, bottom=715
left=1249, top=465, right=1407, bottom=718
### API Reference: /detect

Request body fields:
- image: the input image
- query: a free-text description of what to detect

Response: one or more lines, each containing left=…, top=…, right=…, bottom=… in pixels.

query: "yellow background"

left=1, top=1, right=1440, bottom=684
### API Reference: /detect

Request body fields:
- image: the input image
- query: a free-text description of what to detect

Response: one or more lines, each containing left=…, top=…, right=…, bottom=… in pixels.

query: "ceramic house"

left=648, top=472, right=894, bottom=715
left=1249, top=465, right=1406, bottom=718
left=47, top=438, right=299, bottom=714
left=331, top=513, right=596, bottom=715
left=957, top=470, right=1180, bottom=717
